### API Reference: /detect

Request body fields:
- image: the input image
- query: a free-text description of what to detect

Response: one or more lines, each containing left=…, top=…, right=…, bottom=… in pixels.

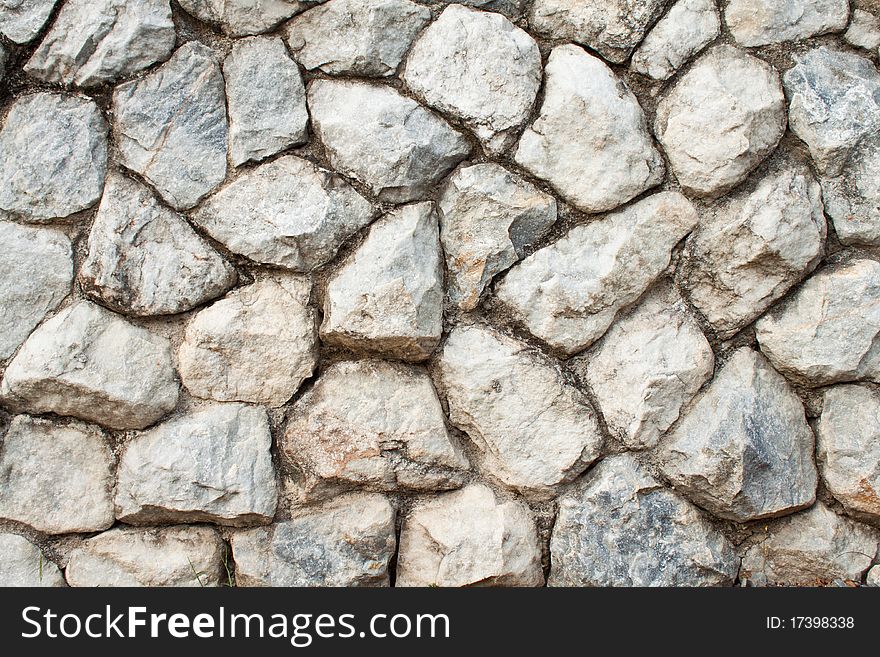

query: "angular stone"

left=24, top=0, right=175, bottom=87
left=178, top=0, right=320, bottom=36
left=429, top=0, right=527, bottom=16
left=308, top=80, right=471, bottom=203
left=655, top=46, right=786, bottom=196
left=79, top=173, right=236, bottom=316
left=0, top=0, right=59, bottom=43
left=549, top=454, right=738, bottom=586
left=515, top=45, right=664, bottom=213
left=403, top=5, right=541, bottom=155
left=0, top=93, right=107, bottom=222
left=66, top=526, right=225, bottom=587
left=113, top=42, right=227, bottom=210
left=683, top=160, right=826, bottom=338
left=658, top=348, right=818, bottom=522
left=286, top=0, right=430, bottom=77
left=741, top=503, right=879, bottom=586
left=179, top=274, right=317, bottom=407
left=438, top=325, right=603, bottom=498
left=0, top=534, right=65, bottom=587
left=225, top=36, right=308, bottom=167
left=320, top=203, right=443, bottom=361
left=573, top=284, right=713, bottom=451
left=191, top=155, right=374, bottom=271
left=868, top=565, right=880, bottom=587
left=232, top=493, right=396, bottom=586
left=820, top=132, right=880, bottom=247
left=725, top=0, right=849, bottom=47
left=755, top=259, right=880, bottom=386
left=845, top=9, right=880, bottom=51
left=438, top=164, right=557, bottom=311
left=0, top=416, right=115, bottom=534
left=0, top=301, right=179, bottom=430
left=115, top=403, right=277, bottom=527
left=496, top=192, right=698, bottom=356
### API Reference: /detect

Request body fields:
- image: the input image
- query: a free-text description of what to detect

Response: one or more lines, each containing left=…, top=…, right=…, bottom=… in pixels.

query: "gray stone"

left=820, top=132, right=880, bottom=247
left=178, top=0, right=321, bottom=36
left=0, top=0, right=59, bottom=43
left=845, top=9, right=880, bottom=50
left=868, top=565, right=880, bottom=586
left=0, top=43, right=6, bottom=81
left=426, top=0, right=527, bottom=17
left=0, top=534, right=65, bottom=587
left=725, top=0, right=849, bottom=47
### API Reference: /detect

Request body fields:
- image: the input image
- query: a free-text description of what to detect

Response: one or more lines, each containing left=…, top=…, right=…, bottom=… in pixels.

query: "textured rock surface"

left=0, top=534, right=65, bottom=587
left=820, top=132, right=880, bottom=247
left=725, top=0, right=849, bottom=47
left=430, top=0, right=527, bottom=15
left=868, top=565, right=880, bottom=587
left=396, top=484, right=543, bottom=587
left=178, top=0, right=318, bottom=36
left=0, top=0, right=58, bottom=43
left=845, top=9, right=880, bottom=51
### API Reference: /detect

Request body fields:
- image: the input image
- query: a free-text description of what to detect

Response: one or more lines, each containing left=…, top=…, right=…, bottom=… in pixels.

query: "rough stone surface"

left=820, top=132, right=880, bottom=247
left=0, top=534, right=65, bottom=587
left=232, top=493, right=396, bottom=586
left=0, top=301, right=179, bottom=430
left=845, top=9, right=880, bottom=51
left=496, top=192, right=699, bottom=355
left=868, top=565, right=880, bottom=587
left=0, top=0, right=58, bottom=43
left=396, top=484, right=543, bottom=587
left=115, top=403, right=277, bottom=527
left=549, top=454, right=739, bottom=586
left=515, top=44, right=664, bottom=213
left=178, top=0, right=319, bottom=36
left=438, top=325, right=603, bottom=498
left=725, top=0, right=850, bottom=47
left=0, top=43, right=6, bottom=81
left=429, top=0, right=527, bottom=16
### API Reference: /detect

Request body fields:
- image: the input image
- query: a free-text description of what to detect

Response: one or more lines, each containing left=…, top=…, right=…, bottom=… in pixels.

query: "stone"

left=66, top=526, right=225, bottom=587
left=496, top=192, right=699, bottom=356
left=177, top=0, right=321, bottom=36
left=0, top=93, right=107, bottom=222
left=224, top=36, right=309, bottom=167
left=783, top=47, right=880, bottom=176
left=191, top=155, right=374, bottom=271
left=113, top=42, right=227, bottom=210
left=573, top=285, right=714, bottom=451
left=24, top=0, right=175, bottom=87
left=549, top=454, right=738, bottom=586
left=232, top=494, right=396, bottom=586
left=655, top=46, right=786, bottom=196
left=438, top=325, right=603, bottom=498
left=725, top=0, right=849, bottom=47
left=846, top=9, right=880, bottom=50
left=0, top=43, right=6, bottom=81
left=630, top=0, right=720, bottom=81
left=755, top=259, right=880, bottom=386
left=79, top=172, right=236, bottom=316
left=657, top=348, right=818, bottom=522
left=179, top=274, right=317, bottom=407
left=741, top=503, right=879, bottom=586
left=820, top=132, right=880, bottom=247
left=308, top=80, right=471, bottom=203
left=0, top=222, right=72, bottom=361
left=0, top=415, right=115, bottom=534
left=396, top=484, right=543, bottom=587
left=402, top=4, right=541, bottom=155
left=514, top=45, right=664, bottom=213
left=0, top=534, right=64, bottom=587
left=282, top=360, right=468, bottom=499
left=816, top=384, right=880, bottom=522
left=438, top=164, right=557, bottom=311
left=320, top=203, right=443, bottom=361
left=868, top=565, right=880, bottom=586
left=0, top=0, right=58, bottom=43
left=428, top=0, right=527, bottom=16
left=529, top=0, right=669, bottom=64
left=682, top=160, right=826, bottom=338
left=0, top=301, right=179, bottom=430
left=286, top=0, right=430, bottom=77
left=115, top=403, right=277, bottom=527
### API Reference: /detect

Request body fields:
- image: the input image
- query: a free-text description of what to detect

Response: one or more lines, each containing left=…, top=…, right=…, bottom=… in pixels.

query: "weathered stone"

left=79, top=172, right=236, bottom=316
left=113, top=42, right=227, bottom=210
left=178, top=0, right=320, bottom=36
left=428, top=0, right=527, bottom=16
left=66, top=526, right=225, bottom=587
left=0, top=93, right=107, bottom=222
left=0, top=415, right=115, bottom=534
left=115, top=403, right=277, bottom=527
left=225, top=36, right=308, bottom=167
left=741, top=503, right=879, bottom=586
left=0, top=43, right=6, bottom=81
left=0, top=301, right=179, bottom=430
left=0, top=534, right=64, bottom=587
left=846, top=9, right=880, bottom=50
left=320, top=203, right=443, bottom=361
left=573, top=285, right=713, bottom=451
left=438, top=164, right=557, bottom=311
left=308, top=80, right=471, bottom=203
left=496, top=192, right=699, bottom=356
left=820, top=132, right=880, bottom=247
left=286, top=0, right=430, bottom=77
left=755, top=259, right=880, bottom=386
left=191, top=155, right=374, bottom=271
left=725, top=0, right=849, bottom=47
left=403, top=5, right=541, bottom=155
left=24, top=0, right=175, bottom=87
left=438, top=325, right=603, bottom=498
left=868, top=565, right=880, bottom=586
left=683, top=160, right=826, bottom=338
left=658, top=348, right=818, bottom=522
left=0, top=0, right=59, bottom=43
left=396, top=484, right=543, bottom=587
left=549, top=454, right=738, bottom=586
left=179, top=274, right=317, bottom=407
left=515, top=44, right=664, bottom=213
left=655, top=46, right=786, bottom=196
left=232, top=493, right=396, bottom=586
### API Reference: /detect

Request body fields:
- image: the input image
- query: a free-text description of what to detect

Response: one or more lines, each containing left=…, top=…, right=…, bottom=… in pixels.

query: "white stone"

left=178, top=0, right=321, bottom=36
left=845, top=9, right=880, bottom=50
left=0, top=534, right=65, bottom=587
left=868, top=565, right=880, bottom=586
left=725, top=0, right=850, bottom=47
left=0, top=0, right=59, bottom=44
left=820, top=132, right=880, bottom=247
